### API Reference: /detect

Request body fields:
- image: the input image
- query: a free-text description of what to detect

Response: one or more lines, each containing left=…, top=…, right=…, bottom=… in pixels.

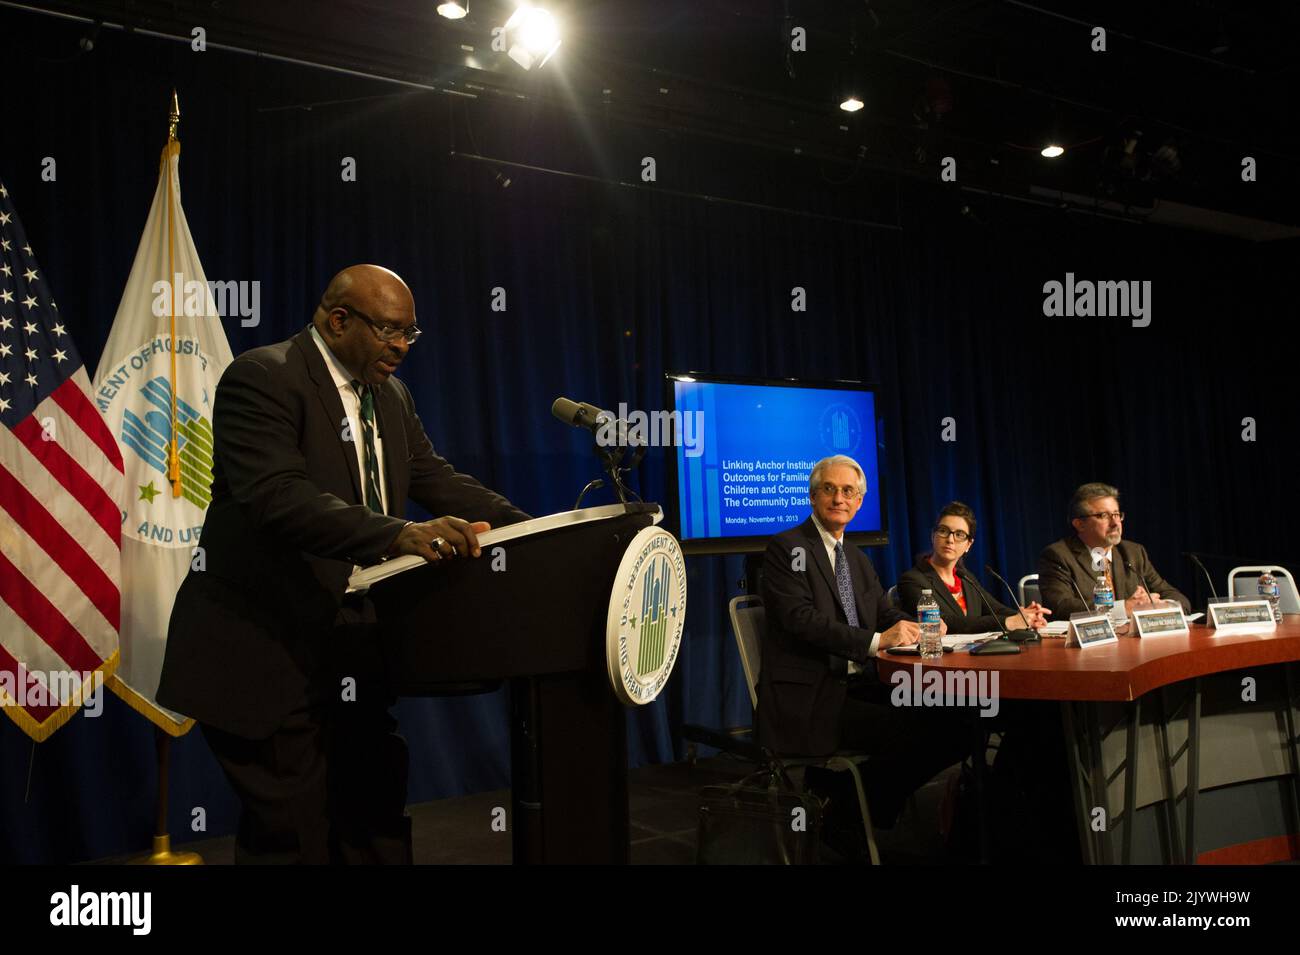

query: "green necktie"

left=353, top=382, right=383, bottom=512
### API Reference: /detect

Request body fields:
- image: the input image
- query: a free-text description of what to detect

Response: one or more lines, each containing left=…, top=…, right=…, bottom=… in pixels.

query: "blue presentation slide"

left=672, top=380, right=882, bottom=542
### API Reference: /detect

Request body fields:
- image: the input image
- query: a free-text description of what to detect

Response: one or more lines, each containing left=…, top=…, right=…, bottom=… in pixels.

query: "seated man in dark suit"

left=1037, top=482, right=1190, bottom=618
left=157, top=264, right=529, bottom=864
left=757, top=455, right=969, bottom=831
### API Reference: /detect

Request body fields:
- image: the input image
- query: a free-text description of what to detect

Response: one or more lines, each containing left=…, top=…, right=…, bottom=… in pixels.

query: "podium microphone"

left=552, top=396, right=646, bottom=507
left=551, top=397, right=608, bottom=432
left=551, top=397, right=645, bottom=450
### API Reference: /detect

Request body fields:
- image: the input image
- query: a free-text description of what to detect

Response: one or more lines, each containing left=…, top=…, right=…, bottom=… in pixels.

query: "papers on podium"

left=346, top=503, right=663, bottom=593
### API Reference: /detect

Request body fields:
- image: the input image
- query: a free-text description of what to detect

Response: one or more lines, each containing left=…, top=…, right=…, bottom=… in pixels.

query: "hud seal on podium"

left=606, top=526, right=686, bottom=705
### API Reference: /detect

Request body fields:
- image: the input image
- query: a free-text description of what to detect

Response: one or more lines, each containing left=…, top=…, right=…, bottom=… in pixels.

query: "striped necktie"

left=352, top=381, right=383, bottom=512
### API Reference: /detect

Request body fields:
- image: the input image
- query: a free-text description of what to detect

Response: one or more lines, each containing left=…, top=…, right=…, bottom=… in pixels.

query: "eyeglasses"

left=1083, top=511, right=1125, bottom=522
left=933, top=525, right=971, bottom=542
left=816, top=483, right=862, bottom=501
left=335, top=304, right=422, bottom=345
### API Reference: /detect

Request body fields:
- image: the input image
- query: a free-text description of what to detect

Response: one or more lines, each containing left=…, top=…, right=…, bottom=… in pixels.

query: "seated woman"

left=897, top=501, right=1050, bottom=634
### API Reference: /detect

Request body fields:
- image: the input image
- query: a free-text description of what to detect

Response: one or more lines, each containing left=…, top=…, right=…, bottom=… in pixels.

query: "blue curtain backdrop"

left=1, top=11, right=1295, bottom=862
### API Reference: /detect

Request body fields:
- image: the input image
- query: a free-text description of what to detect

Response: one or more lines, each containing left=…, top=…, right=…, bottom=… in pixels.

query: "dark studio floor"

left=93, top=755, right=960, bottom=865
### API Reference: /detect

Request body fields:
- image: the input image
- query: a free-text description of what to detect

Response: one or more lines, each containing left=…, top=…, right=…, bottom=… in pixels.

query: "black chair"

left=729, top=594, right=882, bottom=864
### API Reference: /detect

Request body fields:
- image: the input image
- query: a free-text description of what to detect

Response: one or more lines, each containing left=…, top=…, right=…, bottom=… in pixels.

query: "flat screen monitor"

left=664, top=373, right=887, bottom=554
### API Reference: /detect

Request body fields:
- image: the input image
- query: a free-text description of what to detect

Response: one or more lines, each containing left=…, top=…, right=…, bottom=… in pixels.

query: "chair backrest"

left=1227, top=565, right=1300, bottom=613
left=728, top=594, right=766, bottom=710
left=1018, top=574, right=1040, bottom=607
left=886, top=584, right=899, bottom=609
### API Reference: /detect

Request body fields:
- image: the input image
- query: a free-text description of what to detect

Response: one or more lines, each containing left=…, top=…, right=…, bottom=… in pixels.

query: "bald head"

left=316, top=264, right=414, bottom=321
left=313, top=264, right=418, bottom=385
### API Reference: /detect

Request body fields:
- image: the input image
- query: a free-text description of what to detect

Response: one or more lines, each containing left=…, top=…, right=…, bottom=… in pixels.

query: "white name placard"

left=1069, top=611, right=1118, bottom=649
left=1209, top=599, right=1277, bottom=635
left=1132, top=604, right=1190, bottom=638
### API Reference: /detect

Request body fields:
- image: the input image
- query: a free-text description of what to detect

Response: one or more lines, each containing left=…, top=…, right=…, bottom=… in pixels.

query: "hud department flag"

left=0, top=179, right=125, bottom=741
left=92, top=139, right=233, bottom=735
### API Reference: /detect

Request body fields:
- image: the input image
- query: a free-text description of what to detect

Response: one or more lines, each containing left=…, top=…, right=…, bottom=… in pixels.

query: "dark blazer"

left=897, top=555, right=1017, bottom=634
left=1036, top=535, right=1190, bottom=618
left=156, top=326, right=529, bottom=738
left=757, top=517, right=908, bottom=757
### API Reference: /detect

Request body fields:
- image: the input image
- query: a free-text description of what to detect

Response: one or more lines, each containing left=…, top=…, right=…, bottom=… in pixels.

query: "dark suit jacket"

left=156, top=326, right=528, bottom=738
left=1036, top=536, right=1190, bottom=618
left=897, top=556, right=1017, bottom=634
left=756, top=517, right=908, bottom=757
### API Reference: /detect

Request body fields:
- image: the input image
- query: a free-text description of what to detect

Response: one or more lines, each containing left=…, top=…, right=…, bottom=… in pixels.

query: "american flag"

left=0, top=177, right=124, bottom=742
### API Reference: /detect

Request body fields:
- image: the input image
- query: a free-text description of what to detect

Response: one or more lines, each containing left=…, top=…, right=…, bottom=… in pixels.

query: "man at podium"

left=157, top=264, right=528, bottom=864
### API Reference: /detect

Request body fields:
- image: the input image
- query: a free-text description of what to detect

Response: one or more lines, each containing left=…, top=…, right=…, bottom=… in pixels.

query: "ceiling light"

left=504, top=4, right=561, bottom=70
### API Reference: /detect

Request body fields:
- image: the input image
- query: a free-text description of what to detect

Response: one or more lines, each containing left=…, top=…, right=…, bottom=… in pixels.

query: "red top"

left=929, top=558, right=967, bottom=613
left=945, top=574, right=968, bottom=613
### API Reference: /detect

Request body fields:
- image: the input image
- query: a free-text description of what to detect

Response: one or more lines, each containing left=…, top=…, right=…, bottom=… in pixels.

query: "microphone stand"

left=576, top=432, right=645, bottom=509
left=1067, top=574, right=1092, bottom=614
left=983, top=564, right=1041, bottom=643
left=957, top=568, right=1024, bottom=655
left=1122, top=550, right=1157, bottom=608
left=1185, top=551, right=1220, bottom=616
left=553, top=398, right=646, bottom=509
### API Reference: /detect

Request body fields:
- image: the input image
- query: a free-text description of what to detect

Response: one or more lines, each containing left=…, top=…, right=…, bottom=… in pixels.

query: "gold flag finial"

left=167, top=89, right=180, bottom=142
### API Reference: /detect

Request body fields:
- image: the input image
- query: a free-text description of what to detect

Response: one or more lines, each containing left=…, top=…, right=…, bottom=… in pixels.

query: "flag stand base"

left=126, top=834, right=203, bottom=865
left=125, top=729, right=205, bottom=865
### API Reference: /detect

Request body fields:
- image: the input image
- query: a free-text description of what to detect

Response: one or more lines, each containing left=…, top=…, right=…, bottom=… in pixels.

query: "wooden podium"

left=351, top=503, right=661, bottom=864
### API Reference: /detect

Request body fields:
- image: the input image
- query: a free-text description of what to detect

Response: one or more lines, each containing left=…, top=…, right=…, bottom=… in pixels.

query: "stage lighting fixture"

left=1041, top=144, right=1065, bottom=158
left=837, top=51, right=865, bottom=114
left=504, top=4, right=561, bottom=70
left=437, top=1, right=468, bottom=19
left=1151, top=140, right=1182, bottom=176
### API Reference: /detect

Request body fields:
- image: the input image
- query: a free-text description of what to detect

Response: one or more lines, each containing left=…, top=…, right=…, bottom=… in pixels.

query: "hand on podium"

left=387, top=517, right=492, bottom=563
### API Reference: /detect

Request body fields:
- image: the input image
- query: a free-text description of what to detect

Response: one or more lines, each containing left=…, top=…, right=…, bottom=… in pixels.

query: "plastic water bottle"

left=918, top=589, right=943, bottom=659
left=1093, top=574, right=1114, bottom=615
left=1258, top=573, right=1282, bottom=623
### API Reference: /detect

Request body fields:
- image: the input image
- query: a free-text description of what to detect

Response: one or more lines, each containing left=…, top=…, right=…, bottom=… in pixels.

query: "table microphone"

left=984, top=564, right=1040, bottom=642
left=1121, top=548, right=1155, bottom=606
left=955, top=569, right=1023, bottom=655
left=1183, top=551, right=1220, bottom=610
left=959, top=571, right=1015, bottom=639
left=1067, top=575, right=1092, bottom=613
